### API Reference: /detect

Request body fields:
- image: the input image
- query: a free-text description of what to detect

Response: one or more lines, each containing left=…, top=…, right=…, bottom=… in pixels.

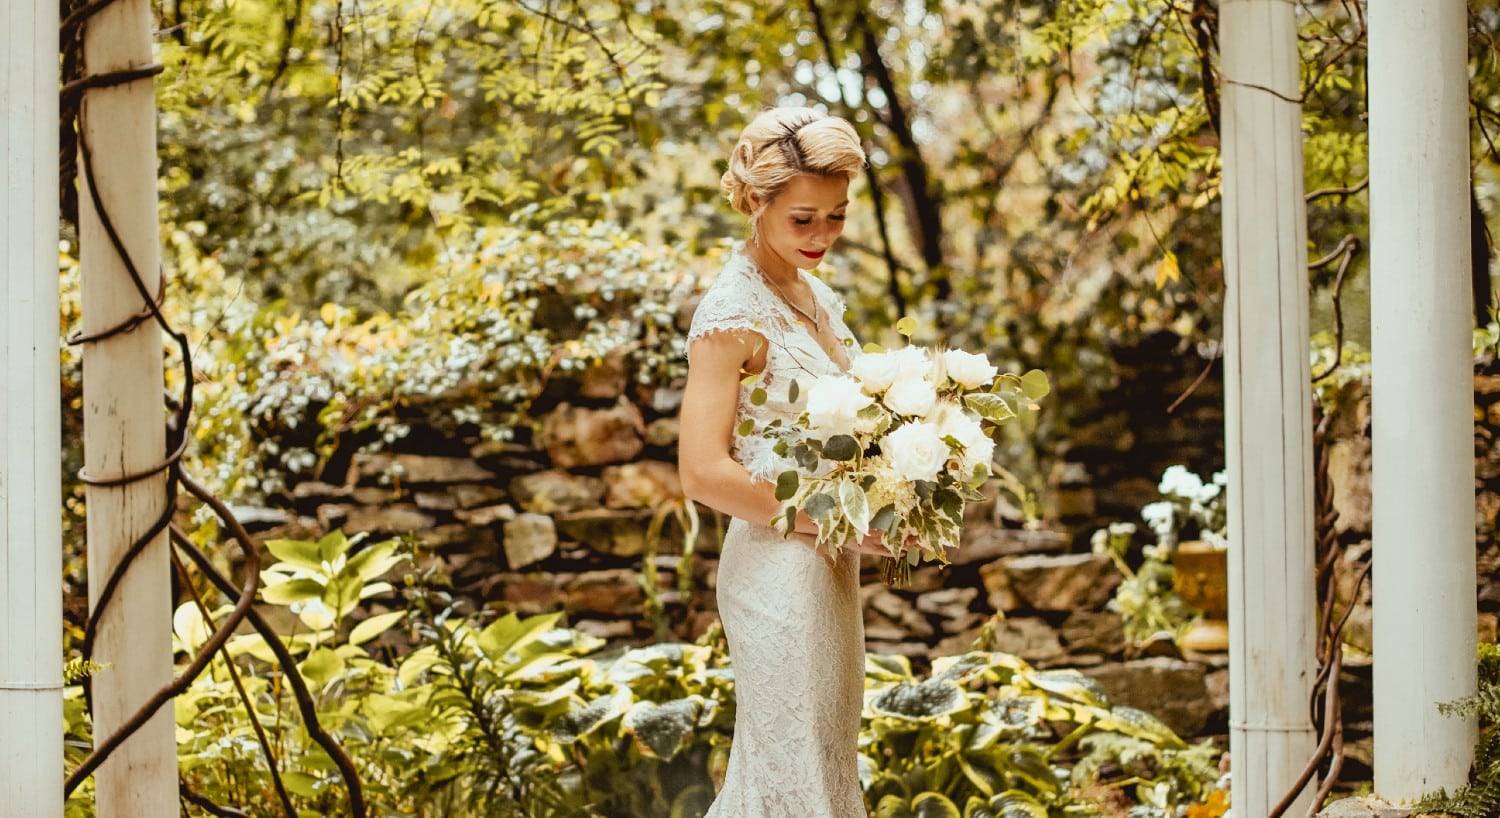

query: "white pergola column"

left=78, top=0, right=180, bottom=815
left=1219, top=1, right=1318, bottom=814
left=1, top=2, right=65, bottom=816
left=1369, top=0, right=1477, bottom=801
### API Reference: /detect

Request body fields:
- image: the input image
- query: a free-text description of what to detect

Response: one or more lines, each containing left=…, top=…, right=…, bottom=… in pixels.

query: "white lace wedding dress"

left=685, top=240, right=869, bottom=818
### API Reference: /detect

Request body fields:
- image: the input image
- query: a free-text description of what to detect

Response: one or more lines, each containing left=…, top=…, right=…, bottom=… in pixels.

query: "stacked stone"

left=216, top=335, right=1499, bottom=751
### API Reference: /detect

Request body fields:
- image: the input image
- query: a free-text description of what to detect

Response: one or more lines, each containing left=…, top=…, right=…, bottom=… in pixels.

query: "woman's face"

left=750, top=173, right=850, bottom=269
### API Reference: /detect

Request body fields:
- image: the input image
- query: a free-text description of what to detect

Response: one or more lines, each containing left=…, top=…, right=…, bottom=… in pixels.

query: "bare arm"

left=678, top=328, right=902, bottom=560
left=677, top=328, right=824, bottom=536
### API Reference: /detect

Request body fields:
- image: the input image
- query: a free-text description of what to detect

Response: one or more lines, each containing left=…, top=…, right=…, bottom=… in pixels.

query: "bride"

left=677, top=106, right=904, bottom=818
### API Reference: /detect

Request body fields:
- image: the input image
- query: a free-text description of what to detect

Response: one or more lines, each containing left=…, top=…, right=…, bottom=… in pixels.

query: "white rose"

left=883, top=375, right=938, bottom=417
left=882, top=421, right=950, bottom=482
left=852, top=346, right=930, bottom=393
left=948, top=412, right=994, bottom=472
left=851, top=350, right=902, bottom=393
left=805, top=374, right=874, bottom=435
left=941, top=348, right=999, bottom=389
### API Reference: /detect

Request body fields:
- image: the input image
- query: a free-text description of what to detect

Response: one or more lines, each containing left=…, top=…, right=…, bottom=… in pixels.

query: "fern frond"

left=63, top=657, right=108, bottom=684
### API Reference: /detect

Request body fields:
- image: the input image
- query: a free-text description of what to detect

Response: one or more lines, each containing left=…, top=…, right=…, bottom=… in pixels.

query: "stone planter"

left=1172, top=539, right=1229, bottom=652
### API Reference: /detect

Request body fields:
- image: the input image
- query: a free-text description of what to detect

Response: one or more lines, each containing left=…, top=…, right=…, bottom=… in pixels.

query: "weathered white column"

left=1219, top=1, right=1318, bottom=814
left=78, top=0, right=180, bottom=815
left=1, top=2, right=65, bottom=816
left=1368, top=0, right=1477, bottom=801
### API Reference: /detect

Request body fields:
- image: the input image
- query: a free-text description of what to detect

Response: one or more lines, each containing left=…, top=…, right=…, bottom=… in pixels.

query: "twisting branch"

left=1267, top=404, right=1369, bottom=817
left=59, top=3, right=366, bottom=814
left=804, top=0, right=907, bottom=316
left=1309, top=235, right=1360, bottom=383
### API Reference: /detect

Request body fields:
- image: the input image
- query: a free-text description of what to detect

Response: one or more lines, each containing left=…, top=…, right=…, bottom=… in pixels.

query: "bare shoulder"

left=687, top=326, right=769, bottom=377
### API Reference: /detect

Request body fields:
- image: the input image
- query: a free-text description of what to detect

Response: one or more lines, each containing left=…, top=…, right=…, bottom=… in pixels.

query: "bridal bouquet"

left=745, top=319, right=1049, bottom=586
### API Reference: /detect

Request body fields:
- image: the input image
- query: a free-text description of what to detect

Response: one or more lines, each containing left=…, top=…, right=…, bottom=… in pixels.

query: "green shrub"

left=64, top=529, right=1224, bottom=817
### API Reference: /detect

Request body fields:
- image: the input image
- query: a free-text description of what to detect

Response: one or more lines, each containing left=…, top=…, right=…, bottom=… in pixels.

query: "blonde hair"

left=719, top=106, right=866, bottom=243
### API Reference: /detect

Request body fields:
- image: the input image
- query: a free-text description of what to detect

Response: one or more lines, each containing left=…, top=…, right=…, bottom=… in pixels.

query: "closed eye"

left=793, top=215, right=847, bottom=225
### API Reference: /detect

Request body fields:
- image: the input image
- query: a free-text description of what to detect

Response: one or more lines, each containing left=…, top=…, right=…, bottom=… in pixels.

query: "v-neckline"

left=738, top=248, right=852, bottom=376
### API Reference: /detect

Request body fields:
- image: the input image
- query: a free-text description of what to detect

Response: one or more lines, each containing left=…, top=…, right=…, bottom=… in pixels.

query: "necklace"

left=761, top=269, right=823, bottom=333
left=741, top=244, right=848, bottom=368
left=743, top=249, right=823, bottom=333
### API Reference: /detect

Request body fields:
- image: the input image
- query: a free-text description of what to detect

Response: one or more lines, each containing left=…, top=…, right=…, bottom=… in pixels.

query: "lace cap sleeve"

left=686, top=282, right=770, bottom=346
left=683, top=251, right=796, bottom=359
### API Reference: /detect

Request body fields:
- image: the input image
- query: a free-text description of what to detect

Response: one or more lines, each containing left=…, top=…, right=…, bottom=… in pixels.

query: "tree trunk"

left=1219, top=1, right=1318, bottom=814
left=78, top=0, right=179, bottom=815
left=1, top=3, right=65, bottom=815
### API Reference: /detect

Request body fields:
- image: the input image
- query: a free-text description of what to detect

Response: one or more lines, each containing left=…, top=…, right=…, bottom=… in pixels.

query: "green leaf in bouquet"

left=863, top=341, right=885, bottom=353
left=839, top=479, right=871, bottom=534
left=750, top=387, right=767, bottom=405
left=914, top=480, right=936, bottom=504
left=969, top=462, right=990, bottom=488
left=870, top=503, right=898, bottom=532
left=824, top=434, right=860, bottom=461
left=736, top=418, right=755, bottom=436
left=965, top=393, right=1016, bottom=423
left=780, top=504, right=798, bottom=535
left=794, top=442, right=820, bottom=470
left=788, top=378, right=800, bottom=402
left=805, top=491, right=838, bottom=521
left=857, top=402, right=888, bottom=432
left=775, top=470, right=800, bottom=501
left=1020, top=369, right=1050, bottom=399
left=895, top=316, right=919, bottom=336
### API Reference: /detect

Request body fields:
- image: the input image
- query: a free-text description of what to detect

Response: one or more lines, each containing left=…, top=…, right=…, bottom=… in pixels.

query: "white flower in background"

left=1090, top=528, right=1110, bottom=554
left=1141, top=500, right=1176, bottom=537
left=883, top=421, right=949, bottom=481
left=1158, top=464, right=1204, bottom=498
left=941, top=348, right=999, bottom=389
left=852, top=345, right=930, bottom=393
left=805, top=374, right=874, bottom=435
left=1108, top=521, right=1138, bottom=537
left=931, top=401, right=993, bottom=471
left=883, top=375, right=938, bottom=417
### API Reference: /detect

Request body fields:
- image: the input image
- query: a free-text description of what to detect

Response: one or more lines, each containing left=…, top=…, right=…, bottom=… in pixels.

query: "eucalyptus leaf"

left=1020, top=369, right=1051, bottom=399
left=775, top=470, right=800, bottom=501
left=824, top=434, right=860, bottom=461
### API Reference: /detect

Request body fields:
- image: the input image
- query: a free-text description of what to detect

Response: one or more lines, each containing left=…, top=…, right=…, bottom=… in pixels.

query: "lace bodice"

left=685, top=240, right=864, bottom=486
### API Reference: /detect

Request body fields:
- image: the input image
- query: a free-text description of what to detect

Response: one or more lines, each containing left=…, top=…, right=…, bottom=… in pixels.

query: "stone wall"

left=222, top=330, right=1231, bottom=740
left=228, top=335, right=1500, bottom=754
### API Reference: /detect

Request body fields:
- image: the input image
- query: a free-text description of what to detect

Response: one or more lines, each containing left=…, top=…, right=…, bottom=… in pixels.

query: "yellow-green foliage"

left=64, top=529, right=1222, bottom=818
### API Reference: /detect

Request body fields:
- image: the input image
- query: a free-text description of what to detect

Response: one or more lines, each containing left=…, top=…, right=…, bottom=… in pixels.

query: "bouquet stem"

left=880, top=556, right=912, bottom=588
